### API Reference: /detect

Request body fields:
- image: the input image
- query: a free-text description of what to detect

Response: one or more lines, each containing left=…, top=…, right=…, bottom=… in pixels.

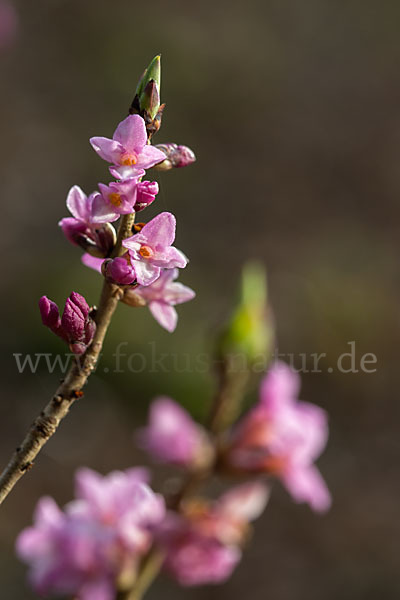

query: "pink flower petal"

left=149, top=301, right=178, bottom=332
left=132, top=260, right=160, bottom=286
left=91, top=193, right=120, bottom=224
left=113, top=115, right=147, bottom=153
left=281, top=465, right=331, bottom=513
left=90, top=136, right=124, bottom=163
left=135, top=144, right=166, bottom=170
left=219, top=482, right=270, bottom=522
left=162, top=281, right=196, bottom=305
left=139, top=212, right=176, bottom=247
left=81, top=254, right=104, bottom=274
left=66, top=185, right=90, bottom=221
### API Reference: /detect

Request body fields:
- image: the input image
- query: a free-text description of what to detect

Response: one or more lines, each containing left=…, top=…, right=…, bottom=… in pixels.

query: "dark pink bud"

left=102, top=256, right=136, bottom=285
left=61, top=295, right=88, bottom=342
left=39, top=296, right=70, bottom=342
left=135, top=181, right=159, bottom=212
left=39, top=296, right=61, bottom=332
left=40, top=292, right=96, bottom=354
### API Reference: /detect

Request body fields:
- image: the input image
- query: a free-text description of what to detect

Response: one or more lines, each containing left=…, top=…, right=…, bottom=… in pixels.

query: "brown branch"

left=0, top=212, right=136, bottom=505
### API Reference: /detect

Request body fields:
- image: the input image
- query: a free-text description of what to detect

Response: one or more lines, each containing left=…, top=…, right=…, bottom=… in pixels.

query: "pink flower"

left=16, top=468, right=165, bottom=600
left=90, top=115, right=165, bottom=175
left=73, top=467, right=165, bottom=551
left=59, top=186, right=118, bottom=254
left=98, top=179, right=159, bottom=216
left=158, top=482, right=269, bottom=586
left=226, top=361, right=331, bottom=512
left=122, top=212, right=187, bottom=286
left=39, top=292, right=96, bottom=355
left=130, top=268, right=195, bottom=332
left=136, top=397, right=210, bottom=467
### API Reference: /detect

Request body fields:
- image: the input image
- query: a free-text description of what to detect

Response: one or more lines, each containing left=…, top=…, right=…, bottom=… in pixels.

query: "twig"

left=0, top=213, right=135, bottom=505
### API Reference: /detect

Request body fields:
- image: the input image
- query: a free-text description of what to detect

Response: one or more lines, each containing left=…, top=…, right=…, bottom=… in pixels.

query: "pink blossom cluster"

left=17, top=362, right=330, bottom=598
left=17, top=468, right=164, bottom=600
left=138, top=361, right=331, bottom=512
left=55, top=114, right=195, bottom=337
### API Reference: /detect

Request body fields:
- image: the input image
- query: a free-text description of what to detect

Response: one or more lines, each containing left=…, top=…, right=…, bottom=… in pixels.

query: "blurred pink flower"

left=226, top=361, right=331, bottom=512
left=136, top=397, right=209, bottom=467
left=158, top=482, right=269, bottom=586
left=0, top=1, right=18, bottom=50
left=16, top=468, right=165, bottom=600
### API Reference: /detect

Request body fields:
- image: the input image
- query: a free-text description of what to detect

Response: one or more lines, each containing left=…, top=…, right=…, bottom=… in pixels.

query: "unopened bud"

left=154, top=143, right=196, bottom=171
left=101, top=256, right=136, bottom=286
left=218, top=263, right=274, bottom=364
left=131, top=55, right=162, bottom=125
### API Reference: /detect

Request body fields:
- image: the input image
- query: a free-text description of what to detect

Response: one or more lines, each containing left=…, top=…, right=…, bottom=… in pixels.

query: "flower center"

left=139, top=244, right=154, bottom=259
left=109, top=193, right=122, bottom=207
left=121, top=152, right=138, bottom=166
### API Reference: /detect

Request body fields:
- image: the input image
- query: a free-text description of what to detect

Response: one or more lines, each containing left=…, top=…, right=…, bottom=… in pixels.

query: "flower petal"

left=132, top=260, right=160, bottom=286
left=90, top=136, right=124, bottom=163
left=149, top=301, right=178, bottom=332
left=136, top=144, right=166, bottom=170
left=155, top=245, right=188, bottom=269
left=81, top=253, right=104, bottom=274
left=162, top=281, right=195, bottom=305
left=66, top=185, right=89, bottom=221
left=281, top=465, right=331, bottom=513
left=109, top=165, right=145, bottom=180
left=91, top=193, right=120, bottom=224
left=113, top=114, right=147, bottom=152
left=219, top=482, right=270, bottom=522
left=139, top=212, right=176, bottom=247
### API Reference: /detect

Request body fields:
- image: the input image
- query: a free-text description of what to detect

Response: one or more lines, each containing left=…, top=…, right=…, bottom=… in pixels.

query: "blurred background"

left=1, top=0, right=399, bottom=598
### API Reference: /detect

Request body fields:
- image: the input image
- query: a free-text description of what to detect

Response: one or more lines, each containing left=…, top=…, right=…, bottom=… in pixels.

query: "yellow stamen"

left=139, top=244, right=154, bottom=259
left=121, top=152, right=138, bottom=166
left=109, top=193, right=122, bottom=207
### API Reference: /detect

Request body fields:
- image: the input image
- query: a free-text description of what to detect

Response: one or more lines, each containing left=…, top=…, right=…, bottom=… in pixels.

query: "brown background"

left=1, top=0, right=399, bottom=598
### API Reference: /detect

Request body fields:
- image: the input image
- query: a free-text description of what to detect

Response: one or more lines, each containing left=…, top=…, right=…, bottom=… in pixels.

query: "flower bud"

left=39, top=292, right=96, bottom=355
left=154, top=143, right=196, bottom=171
left=39, top=296, right=63, bottom=336
left=135, top=181, right=159, bottom=212
left=102, top=256, right=136, bottom=285
left=218, top=262, right=274, bottom=365
left=130, top=55, right=163, bottom=130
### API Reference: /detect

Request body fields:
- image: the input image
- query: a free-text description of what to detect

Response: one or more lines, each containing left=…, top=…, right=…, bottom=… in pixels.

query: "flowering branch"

left=0, top=56, right=196, bottom=506
left=12, top=56, right=332, bottom=600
